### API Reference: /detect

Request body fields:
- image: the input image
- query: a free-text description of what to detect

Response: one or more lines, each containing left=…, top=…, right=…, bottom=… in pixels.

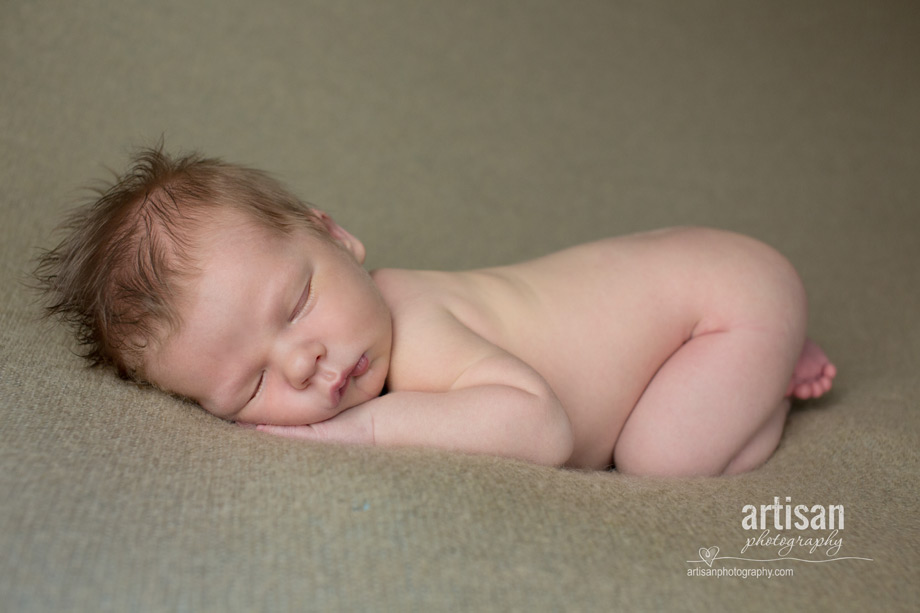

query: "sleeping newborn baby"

left=35, top=147, right=836, bottom=476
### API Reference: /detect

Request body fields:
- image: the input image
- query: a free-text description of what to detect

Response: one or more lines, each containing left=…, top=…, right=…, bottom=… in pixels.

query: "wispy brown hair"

left=33, top=145, right=323, bottom=381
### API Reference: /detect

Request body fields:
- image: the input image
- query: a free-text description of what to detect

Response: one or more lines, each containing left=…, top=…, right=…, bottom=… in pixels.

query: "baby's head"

left=34, top=147, right=386, bottom=416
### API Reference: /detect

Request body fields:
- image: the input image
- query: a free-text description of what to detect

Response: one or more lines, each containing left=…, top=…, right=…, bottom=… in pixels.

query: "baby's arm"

left=365, top=354, right=573, bottom=465
left=257, top=310, right=574, bottom=466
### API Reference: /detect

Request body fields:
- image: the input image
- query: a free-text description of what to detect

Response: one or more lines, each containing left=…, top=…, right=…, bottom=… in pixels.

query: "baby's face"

left=146, top=209, right=392, bottom=425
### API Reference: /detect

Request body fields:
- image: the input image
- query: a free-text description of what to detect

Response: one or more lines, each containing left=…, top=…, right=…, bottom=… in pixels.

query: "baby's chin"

left=350, top=368, right=388, bottom=403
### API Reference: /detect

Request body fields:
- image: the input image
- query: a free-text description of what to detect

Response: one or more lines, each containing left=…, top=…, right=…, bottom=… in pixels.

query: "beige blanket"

left=2, top=0, right=917, bottom=610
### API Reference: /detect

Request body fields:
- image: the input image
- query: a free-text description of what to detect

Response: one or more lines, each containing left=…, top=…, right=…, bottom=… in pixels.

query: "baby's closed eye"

left=248, top=372, right=266, bottom=405
left=290, top=278, right=313, bottom=322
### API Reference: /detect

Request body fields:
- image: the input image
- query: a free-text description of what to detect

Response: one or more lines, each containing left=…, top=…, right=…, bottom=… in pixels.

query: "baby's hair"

left=33, top=144, right=323, bottom=381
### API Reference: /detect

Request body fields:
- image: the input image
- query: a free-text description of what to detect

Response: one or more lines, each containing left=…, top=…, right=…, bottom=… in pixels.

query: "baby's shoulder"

left=370, top=269, right=467, bottom=339
left=371, top=268, right=508, bottom=391
left=373, top=267, right=494, bottom=328
left=371, top=267, right=455, bottom=310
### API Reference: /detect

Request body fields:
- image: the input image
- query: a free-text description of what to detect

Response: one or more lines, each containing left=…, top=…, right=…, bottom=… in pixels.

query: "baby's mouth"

left=331, top=354, right=369, bottom=406
left=333, top=378, right=350, bottom=406
left=350, top=353, right=370, bottom=379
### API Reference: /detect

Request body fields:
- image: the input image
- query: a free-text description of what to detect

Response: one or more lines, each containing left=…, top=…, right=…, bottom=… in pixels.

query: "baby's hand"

left=251, top=403, right=375, bottom=446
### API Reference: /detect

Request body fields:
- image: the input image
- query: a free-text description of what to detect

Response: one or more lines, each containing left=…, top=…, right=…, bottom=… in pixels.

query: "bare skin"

left=787, top=339, right=837, bottom=400
left=149, top=215, right=835, bottom=476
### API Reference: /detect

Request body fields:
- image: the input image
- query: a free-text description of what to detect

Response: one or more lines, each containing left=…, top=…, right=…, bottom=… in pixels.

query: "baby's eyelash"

left=249, top=372, right=265, bottom=403
left=290, top=278, right=313, bottom=322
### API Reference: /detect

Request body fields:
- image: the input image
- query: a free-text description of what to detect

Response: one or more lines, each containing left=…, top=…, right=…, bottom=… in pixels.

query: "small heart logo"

left=699, top=546, right=719, bottom=567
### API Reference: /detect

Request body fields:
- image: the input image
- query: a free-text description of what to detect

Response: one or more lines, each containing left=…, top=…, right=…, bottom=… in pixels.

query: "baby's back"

left=377, top=227, right=793, bottom=468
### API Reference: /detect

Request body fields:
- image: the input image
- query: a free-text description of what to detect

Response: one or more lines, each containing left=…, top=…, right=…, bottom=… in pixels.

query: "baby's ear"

left=312, top=210, right=366, bottom=264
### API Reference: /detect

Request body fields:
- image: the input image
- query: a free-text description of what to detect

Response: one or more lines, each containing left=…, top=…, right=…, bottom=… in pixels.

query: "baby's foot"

left=786, top=338, right=837, bottom=400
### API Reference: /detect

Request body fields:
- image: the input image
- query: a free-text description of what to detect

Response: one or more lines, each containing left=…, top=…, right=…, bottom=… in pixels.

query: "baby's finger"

left=255, top=424, right=320, bottom=440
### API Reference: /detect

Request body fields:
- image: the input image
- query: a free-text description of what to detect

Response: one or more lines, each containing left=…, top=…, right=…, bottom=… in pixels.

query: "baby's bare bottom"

left=612, top=237, right=835, bottom=477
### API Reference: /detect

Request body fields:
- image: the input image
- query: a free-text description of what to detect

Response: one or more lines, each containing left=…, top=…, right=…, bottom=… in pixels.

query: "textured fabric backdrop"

left=1, top=1, right=917, bottom=610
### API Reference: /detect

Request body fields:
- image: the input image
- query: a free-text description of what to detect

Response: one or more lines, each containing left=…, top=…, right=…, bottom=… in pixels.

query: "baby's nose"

left=283, top=342, right=326, bottom=389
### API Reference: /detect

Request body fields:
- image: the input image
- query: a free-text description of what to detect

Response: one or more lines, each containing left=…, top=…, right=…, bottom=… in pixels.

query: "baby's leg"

left=614, top=328, right=801, bottom=476
left=613, top=237, right=816, bottom=477
left=724, top=338, right=835, bottom=474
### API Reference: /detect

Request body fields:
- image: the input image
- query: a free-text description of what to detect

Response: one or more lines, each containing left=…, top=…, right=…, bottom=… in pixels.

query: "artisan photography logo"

left=687, top=496, right=873, bottom=578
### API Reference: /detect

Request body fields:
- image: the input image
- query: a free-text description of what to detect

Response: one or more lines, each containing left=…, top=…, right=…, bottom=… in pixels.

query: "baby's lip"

left=350, top=353, right=370, bottom=378
left=329, top=354, right=369, bottom=407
